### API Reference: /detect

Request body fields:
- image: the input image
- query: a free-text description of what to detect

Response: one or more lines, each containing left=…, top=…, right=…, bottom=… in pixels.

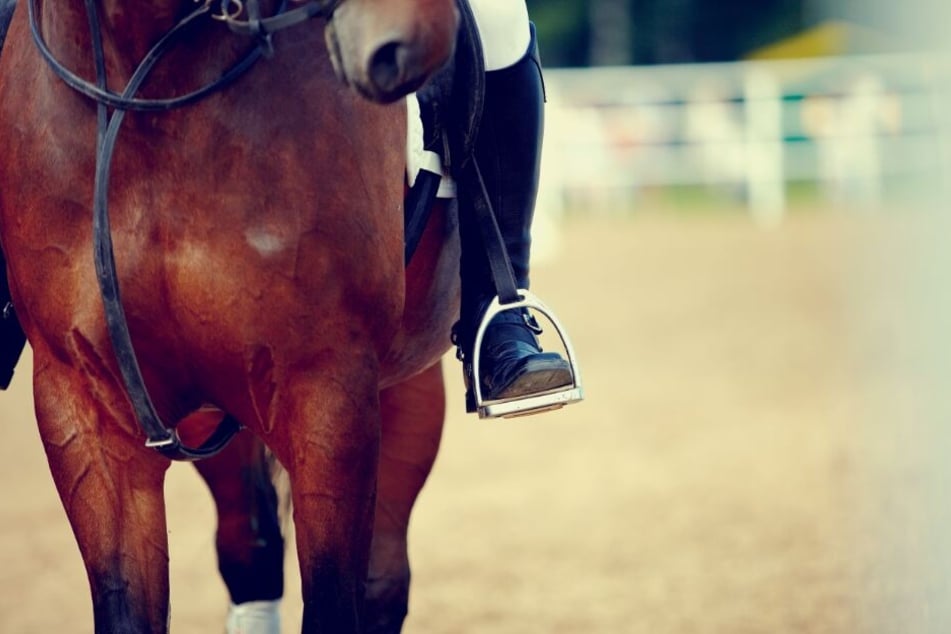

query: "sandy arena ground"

left=2, top=209, right=950, bottom=633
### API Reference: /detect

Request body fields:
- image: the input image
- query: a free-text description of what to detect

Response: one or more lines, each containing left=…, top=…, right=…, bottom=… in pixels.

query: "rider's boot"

left=0, top=247, right=27, bottom=390
left=456, top=27, right=573, bottom=412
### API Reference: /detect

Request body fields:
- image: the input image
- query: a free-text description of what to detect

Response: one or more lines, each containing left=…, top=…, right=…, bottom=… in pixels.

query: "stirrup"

left=470, top=289, right=583, bottom=419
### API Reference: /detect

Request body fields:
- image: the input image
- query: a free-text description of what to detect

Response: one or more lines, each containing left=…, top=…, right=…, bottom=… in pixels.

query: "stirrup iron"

left=471, top=289, right=583, bottom=419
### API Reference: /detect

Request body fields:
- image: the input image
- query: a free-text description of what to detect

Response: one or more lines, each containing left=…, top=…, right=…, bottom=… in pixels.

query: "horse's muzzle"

left=325, top=0, right=458, bottom=104
left=365, top=40, right=424, bottom=102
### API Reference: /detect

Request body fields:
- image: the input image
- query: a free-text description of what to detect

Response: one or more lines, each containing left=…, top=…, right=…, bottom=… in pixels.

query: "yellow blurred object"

left=747, top=20, right=898, bottom=60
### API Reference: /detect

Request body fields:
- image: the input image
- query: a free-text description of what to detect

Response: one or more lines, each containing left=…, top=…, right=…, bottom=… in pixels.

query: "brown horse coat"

left=0, top=0, right=460, bottom=630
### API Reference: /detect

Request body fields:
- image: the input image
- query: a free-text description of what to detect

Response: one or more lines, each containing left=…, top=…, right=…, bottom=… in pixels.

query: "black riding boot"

left=457, top=28, right=572, bottom=410
left=0, top=247, right=26, bottom=390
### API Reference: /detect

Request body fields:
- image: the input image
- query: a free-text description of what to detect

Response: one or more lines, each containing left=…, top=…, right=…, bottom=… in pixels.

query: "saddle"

left=402, top=0, right=483, bottom=263
left=0, top=0, right=13, bottom=51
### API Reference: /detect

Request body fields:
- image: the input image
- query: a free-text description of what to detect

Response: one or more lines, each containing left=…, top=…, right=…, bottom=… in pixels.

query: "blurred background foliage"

left=526, top=0, right=914, bottom=67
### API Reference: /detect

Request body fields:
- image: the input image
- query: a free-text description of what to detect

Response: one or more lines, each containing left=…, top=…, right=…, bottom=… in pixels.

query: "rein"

left=29, top=0, right=335, bottom=461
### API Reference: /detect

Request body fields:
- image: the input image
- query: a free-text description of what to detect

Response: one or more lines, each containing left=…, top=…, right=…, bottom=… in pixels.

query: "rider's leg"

left=458, top=1, right=572, bottom=405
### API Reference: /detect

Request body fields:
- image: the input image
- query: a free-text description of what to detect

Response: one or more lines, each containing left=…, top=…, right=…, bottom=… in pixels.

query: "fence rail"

left=541, top=54, right=948, bottom=220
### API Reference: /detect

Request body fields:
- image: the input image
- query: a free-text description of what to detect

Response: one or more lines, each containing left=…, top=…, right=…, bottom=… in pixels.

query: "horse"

left=0, top=0, right=464, bottom=629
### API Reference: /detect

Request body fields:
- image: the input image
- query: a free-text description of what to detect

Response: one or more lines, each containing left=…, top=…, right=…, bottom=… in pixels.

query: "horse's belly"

left=380, top=201, right=460, bottom=387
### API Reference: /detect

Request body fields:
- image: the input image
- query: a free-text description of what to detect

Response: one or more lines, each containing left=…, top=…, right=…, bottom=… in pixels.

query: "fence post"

left=744, top=67, right=786, bottom=225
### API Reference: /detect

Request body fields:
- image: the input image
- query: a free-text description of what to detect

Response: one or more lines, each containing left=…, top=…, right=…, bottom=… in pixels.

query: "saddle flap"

left=415, top=0, right=484, bottom=170
left=0, top=0, right=15, bottom=55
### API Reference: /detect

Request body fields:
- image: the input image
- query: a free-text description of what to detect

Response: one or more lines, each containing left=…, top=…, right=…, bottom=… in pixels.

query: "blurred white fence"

left=541, top=54, right=948, bottom=221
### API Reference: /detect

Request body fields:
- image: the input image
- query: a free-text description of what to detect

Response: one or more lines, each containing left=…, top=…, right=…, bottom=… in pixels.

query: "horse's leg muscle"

left=266, top=361, right=382, bottom=634
left=31, top=342, right=171, bottom=634
left=366, top=360, right=446, bottom=633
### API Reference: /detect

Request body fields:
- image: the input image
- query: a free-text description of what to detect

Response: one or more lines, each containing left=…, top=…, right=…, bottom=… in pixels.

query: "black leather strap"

left=27, top=0, right=331, bottom=112
left=221, top=0, right=337, bottom=40
left=28, top=0, right=285, bottom=459
left=403, top=169, right=442, bottom=264
left=446, top=0, right=485, bottom=169
left=461, top=159, right=520, bottom=305
left=451, top=0, right=519, bottom=307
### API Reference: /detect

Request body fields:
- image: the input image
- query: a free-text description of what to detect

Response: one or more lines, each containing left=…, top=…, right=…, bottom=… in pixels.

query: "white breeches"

left=468, top=0, right=531, bottom=71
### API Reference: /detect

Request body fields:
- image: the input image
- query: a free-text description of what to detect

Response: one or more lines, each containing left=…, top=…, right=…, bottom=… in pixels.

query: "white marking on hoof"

left=225, top=599, right=282, bottom=634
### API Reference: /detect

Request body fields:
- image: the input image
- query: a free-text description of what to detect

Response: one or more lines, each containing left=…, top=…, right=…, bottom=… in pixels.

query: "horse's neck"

left=45, top=0, right=181, bottom=55
left=98, top=0, right=190, bottom=50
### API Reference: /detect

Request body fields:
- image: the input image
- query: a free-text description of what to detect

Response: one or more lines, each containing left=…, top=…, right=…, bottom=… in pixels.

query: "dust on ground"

left=1, top=210, right=946, bottom=633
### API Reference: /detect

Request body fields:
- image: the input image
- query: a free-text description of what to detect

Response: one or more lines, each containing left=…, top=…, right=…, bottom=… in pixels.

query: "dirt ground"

left=2, top=209, right=950, bottom=633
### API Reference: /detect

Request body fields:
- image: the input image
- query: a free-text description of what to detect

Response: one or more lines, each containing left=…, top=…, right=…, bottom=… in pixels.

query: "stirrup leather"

left=470, top=289, right=583, bottom=419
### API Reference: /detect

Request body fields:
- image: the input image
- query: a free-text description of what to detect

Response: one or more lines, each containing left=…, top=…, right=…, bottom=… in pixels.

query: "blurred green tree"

left=527, top=0, right=809, bottom=67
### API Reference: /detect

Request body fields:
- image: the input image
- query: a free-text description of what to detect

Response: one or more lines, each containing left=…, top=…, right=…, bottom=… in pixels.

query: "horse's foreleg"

left=188, top=420, right=284, bottom=633
left=365, top=360, right=446, bottom=634
left=268, top=366, right=381, bottom=634
left=32, top=346, right=171, bottom=634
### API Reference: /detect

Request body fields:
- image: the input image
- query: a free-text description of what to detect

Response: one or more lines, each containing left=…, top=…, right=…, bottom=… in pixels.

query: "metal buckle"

left=471, top=289, right=583, bottom=419
left=144, top=431, right=178, bottom=449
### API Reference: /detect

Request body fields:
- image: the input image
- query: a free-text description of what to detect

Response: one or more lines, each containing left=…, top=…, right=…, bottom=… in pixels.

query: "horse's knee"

left=90, top=575, right=156, bottom=634
left=365, top=526, right=414, bottom=633
left=364, top=567, right=411, bottom=634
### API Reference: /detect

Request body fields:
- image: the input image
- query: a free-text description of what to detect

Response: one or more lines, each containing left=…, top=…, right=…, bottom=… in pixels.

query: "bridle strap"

left=27, top=0, right=336, bottom=111
left=28, top=0, right=261, bottom=110
left=219, top=0, right=340, bottom=40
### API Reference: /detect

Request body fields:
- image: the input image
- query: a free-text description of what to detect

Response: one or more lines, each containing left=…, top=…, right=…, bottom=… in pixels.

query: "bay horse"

left=0, top=0, right=463, bottom=630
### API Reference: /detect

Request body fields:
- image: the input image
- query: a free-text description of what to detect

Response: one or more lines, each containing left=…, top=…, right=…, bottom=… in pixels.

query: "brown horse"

left=0, top=0, right=461, bottom=630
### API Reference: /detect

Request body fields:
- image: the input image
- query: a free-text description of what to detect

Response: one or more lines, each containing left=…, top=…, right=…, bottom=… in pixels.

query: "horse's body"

left=0, top=0, right=460, bottom=630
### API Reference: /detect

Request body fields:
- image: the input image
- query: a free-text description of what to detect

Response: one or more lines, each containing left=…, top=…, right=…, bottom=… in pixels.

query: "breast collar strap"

left=27, top=0, right=333, bottom=460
